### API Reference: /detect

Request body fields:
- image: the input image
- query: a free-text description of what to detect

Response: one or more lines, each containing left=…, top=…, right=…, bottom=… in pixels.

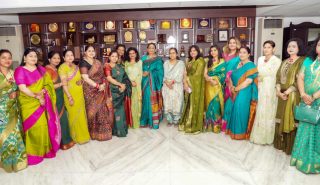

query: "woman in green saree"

left=179, top=45, right=206, bottom=134
left=274, top=38, right=305, bottom=155
left=105, top=51, right=132, bottom=137
left=0, top=49, right=27, bottom=172
left=14, top=48, right=61, bottom=165
left=204, top=45, right=226, bottom=133
left=45, top=51, right=74, bottom=150
left=140, top=43, right=164, bottom=129
left=290, top=37, right=320, bottom=174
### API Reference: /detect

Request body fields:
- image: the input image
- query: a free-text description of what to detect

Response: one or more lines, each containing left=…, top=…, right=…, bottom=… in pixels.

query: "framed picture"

left=218, top=30, right=228, bottom=42
left=160, top=21, right=171, bottom=30
left=30, top=23, right=40, bottom=33
left=84, top=34, right=97, bottom=44
left=218, top=19, right=229, bottom=29
left=196, top=35, right=205, bottom=43
left=139, top=20, right=151, bottom=30
left=237, top=17, right=248, bottom=28
left=181, top=31, right=189, bottom=43
left=103, top=33, right=116, bottom=44
left=149, top=19, right=156, bottom=30
left=198, top=18, right=211, bottom=29
left=124, top=31, right=133, bottom=43
left=180, top=18, right=192, bottom=29
left=123, top=20, right=134, bottom=29
left=66, top=32, right=75, bottom=46
left=68, top=22, right=76, bottom=32
left=83, top=22, right=95, bottom=30
left=104, top=21, right=116, bottom=30
left=157, top=34, right=166, bottom=43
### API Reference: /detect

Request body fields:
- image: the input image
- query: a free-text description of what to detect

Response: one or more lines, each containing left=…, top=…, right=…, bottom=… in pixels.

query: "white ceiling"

left=0, top=0, right=319, bottom=16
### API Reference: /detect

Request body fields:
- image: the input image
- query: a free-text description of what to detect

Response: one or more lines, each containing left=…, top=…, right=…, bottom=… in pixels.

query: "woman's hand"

left=119, top=83, right=126, bottom=92
left=9, top=91, right=17, bottom=99
left=131, top=81, right=137, bottom=87
left=277, top=91, right=288, bottom=101
left=142, top=71, right=149, bottom=77
left=301, top=93, right=313, bottom=105
left=209, top=79, right=218, bottom=86
left=98, top=83, right=106, bottom=92
left=68, top=96, right=74, bottom=106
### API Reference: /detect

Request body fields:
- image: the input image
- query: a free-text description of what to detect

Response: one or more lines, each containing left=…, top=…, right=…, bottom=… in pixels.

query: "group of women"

left=0, top=36, right=319, bottom=174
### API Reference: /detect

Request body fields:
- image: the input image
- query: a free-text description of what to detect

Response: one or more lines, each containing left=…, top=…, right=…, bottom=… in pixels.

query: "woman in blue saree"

left=140, top=43, right=164, bottom=129
left=225, top=47, right=258, bottom=140
left=290, top=37, right=320, bottom=174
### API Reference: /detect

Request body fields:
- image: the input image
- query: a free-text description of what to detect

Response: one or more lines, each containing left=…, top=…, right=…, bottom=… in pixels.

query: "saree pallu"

left=290, top=57, right=320, bottom=174
left=81, top=60, right=113, bottom=141
left=0, top=71, right=27, bottom=172
left=274, top=57, right=305, bottom=155
left=225, top=62, right=258, bottom=140
left=204, top=59, right=226, bottom=133
left=125, top=60, right=142, bottom=129
left=162, top=60, right=185, bottom=125
left=178, top=57, right=205, bottom=134
left=140, top=56, right=164, bottom=129
left=222, top=57, right=240, bottom=131
left=14, top=66, right=61, bottom=165
left=58, top=63, right=90, bottom=144
left=46, top=65, right=73, bottom=149
left=105, top=63, right=132, bottom=137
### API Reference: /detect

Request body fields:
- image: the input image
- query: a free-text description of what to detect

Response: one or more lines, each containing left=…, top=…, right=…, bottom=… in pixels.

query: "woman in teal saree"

left=204, top=45, right=226, bottom=133
left=225, top=47, right=258, bottom=140
left=0, top=49, right=27, bottom=172
left=140, top=43, right=164, bottom=129
left=290, top=37, right=320, bottom=174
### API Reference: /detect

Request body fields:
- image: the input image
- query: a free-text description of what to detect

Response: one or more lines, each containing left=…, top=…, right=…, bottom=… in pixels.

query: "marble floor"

left=0, top=122, right=319, bottom=185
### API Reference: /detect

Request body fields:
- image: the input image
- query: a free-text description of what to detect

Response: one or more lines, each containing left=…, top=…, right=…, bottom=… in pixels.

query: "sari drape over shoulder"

left=178, top=57, right=206, bottom=134
left=0, top=70, right=27, bottom=172
left=204, top=59, right=226, bottom=133
left=105, top=63, right=132, bottom=137
left=58, top=63, right=90, bottom=144
left=140, top=55, right=164, bottom=129
left=14, top=66, right=61, bottom=165
left=225, top=62, right=258, bottom=140
left=290, top=57, right=320, bottom=174
left=46, top=65, right=73, bottom=149
left=80, top=59, right=113, bottom=141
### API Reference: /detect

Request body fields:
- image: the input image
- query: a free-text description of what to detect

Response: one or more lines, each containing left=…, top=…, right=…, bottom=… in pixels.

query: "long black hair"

left=306, top=36, right=320, bottom=60
left=207, top=45, right=222, bottom=68
left=188, top=45, right=202, bottom=61
left=44, top=50, right=61, bottom=66
left=285, top=37, right=306, bottom=57
left=125, top=47, right=140, bottom=62
left=20, top=48, right=38, bottom=66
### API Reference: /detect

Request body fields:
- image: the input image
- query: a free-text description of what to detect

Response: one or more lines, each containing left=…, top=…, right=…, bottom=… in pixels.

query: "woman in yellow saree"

left=58, top=50, right=90, bottom=144
left=14, top=48, right=61, bottom=165
left=0, top=49, right=27, bottom=172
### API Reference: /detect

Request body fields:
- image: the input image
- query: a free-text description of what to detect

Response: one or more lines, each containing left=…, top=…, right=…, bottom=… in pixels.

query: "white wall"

left=0, top=15, right=19, bottom=25
left=283, top=17, right=320, bottom=27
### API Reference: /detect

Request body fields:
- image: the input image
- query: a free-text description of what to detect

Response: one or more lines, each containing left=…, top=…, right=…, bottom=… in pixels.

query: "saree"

left=124, top=60, right=142, bottom=129
left=80, top=60, right=113, bottom=141
left=226, top=62, right=258, bottom=140
left=178, top=57, right=206, bottom=134
left=274, top=56, right=305, bottom=155
left=105, top=63, right=132, bottom=137
left=140, top=55, right=164, bottom=129
left=222, top=56, right=241, bottom=131
left=250, top=55, right=281, bottom=144
left=0, top=70, right=27, bottom=172
left=46, top=65, right=73, bottom=149
left=58, top=63, right=90, bottom=144
left=14, top=66, right=61, bottom=165
left=162, top=60, right=185, bottom=125
left=290, top=57, right=320, bottom=174
left=204, top=59, right=226, bottom=133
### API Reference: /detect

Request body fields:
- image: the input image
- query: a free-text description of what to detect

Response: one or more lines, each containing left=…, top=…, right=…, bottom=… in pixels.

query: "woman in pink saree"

left=14, top=48, right=61, bottom=165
